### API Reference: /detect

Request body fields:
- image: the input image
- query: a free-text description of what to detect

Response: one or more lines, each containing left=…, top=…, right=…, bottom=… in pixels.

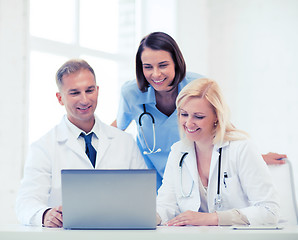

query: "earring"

left=214, top=121, right=218, bottom=127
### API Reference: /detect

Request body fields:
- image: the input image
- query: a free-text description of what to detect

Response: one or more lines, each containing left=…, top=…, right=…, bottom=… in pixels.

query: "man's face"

left=56, top=69, right=99, bottom=129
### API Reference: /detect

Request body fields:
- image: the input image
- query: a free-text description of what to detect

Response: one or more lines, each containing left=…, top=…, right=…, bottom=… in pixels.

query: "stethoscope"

left=179, top=148, right=223, bottom=211
left=138, top=104, right=161, bottom=155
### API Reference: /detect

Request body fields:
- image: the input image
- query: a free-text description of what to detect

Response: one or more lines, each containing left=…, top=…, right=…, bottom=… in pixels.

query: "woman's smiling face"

left=178, top=97, right=217, bottom=144
left=141, top=47, right=176, bottom=93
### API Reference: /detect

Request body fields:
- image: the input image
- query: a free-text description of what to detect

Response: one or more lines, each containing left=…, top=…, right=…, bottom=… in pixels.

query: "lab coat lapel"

left=207, top=142, right=229, bottom=212
left=207, top=147, right=220, bottom=212
left=94, top=120, right=113, bottom=167
left=56, top=118, right=87, bottom=160
left=208, top=147, right=220, bottom=186
left=65, top=136, right=86, bottom=160
left=95, top=133, right=111, bottom=166
left=182, top=144, right=199, bottom=186
left=208, top=142, right=229, bottom=183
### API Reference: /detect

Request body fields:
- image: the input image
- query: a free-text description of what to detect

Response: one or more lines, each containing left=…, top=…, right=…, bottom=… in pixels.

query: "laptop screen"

left=61, top=169, right=156, bottom=229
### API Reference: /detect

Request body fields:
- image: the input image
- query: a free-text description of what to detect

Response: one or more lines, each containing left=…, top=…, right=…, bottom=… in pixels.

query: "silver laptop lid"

left=61, top=169, right=156, bottom=229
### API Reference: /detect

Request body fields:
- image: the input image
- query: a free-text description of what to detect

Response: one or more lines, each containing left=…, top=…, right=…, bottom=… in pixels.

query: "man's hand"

left=262, top=152, right=287, bottom=165
left=43, top=206, right=63, bottom=228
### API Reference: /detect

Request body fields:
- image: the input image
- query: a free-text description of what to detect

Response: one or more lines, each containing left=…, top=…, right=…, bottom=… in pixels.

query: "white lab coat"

left=16, top=115, right=147, bottom=226
left=157, top=139, right=280, bottom=226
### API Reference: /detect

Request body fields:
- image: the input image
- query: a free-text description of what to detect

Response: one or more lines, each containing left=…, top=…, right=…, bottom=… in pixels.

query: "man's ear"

left=96, top=85, right=99, bottom=97
left=56, top=92, right=64, bottom=106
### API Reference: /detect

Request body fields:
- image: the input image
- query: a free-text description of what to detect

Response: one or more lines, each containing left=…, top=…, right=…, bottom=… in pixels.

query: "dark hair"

left=56, top=59, right=96, bottom=90
left=135, top=32, right=186, bottom=92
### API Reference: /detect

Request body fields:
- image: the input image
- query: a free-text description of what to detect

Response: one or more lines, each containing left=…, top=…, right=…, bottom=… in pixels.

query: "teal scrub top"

left=117, top=72, right=203, bottom=190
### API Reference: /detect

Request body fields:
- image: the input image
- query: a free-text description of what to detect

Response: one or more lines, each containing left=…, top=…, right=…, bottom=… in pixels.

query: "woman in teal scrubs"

left=112, top=32, right=286, bottom=190
left=113, top=32, right=202, bottom=190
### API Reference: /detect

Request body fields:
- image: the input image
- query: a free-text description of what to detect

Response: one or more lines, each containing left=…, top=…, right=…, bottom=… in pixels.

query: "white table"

left=1, top=225, right=298, bottom=240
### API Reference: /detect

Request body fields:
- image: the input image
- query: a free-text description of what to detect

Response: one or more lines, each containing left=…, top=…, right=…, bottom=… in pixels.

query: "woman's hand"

left=166, top=211, right=218, bottom=226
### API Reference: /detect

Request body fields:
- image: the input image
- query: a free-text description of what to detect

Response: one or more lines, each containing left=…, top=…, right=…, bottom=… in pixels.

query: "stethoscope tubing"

left=179, top=152, right=194, bottom=198
left=138, top=104, right=155, bottom=126
left=179, top=148, right=223, bottom=209
left=217, top=148, right=222, bottom=195
left=138, top=104, right=161, bottom=154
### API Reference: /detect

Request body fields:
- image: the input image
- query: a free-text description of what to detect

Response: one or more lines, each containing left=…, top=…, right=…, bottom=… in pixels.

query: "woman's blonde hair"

left=176, top=78, right=248, bottom=145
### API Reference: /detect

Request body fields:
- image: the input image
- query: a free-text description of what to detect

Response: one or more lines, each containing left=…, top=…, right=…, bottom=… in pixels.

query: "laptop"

left=61, top=169, right=156, bottom=229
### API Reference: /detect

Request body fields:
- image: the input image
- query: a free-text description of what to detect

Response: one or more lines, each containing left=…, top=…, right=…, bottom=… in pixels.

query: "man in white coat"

left=16, top=59, right=147, bottom=228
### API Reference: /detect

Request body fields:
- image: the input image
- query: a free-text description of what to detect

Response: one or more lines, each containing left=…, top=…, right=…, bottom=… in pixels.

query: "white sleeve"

left=235, top=140, right=280, bottom=225
left=15, top=140, right=52, bottom=226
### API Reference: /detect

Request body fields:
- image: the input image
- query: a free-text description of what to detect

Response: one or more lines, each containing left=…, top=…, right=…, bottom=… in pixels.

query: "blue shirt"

left=117, top=72, right=204, bottom=189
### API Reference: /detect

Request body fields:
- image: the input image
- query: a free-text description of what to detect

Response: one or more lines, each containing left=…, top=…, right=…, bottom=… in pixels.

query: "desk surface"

left=1, top=225, right=298, bottom=240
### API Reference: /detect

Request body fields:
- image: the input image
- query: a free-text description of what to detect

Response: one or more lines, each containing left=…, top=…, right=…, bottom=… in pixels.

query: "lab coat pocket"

left=221, top=175, right=247, bottom=209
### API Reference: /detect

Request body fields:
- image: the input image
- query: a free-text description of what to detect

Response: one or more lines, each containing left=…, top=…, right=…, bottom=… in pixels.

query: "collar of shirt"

left=64, top=116, right=99, bottom=151
left=134, top=85, right=156, bottom=105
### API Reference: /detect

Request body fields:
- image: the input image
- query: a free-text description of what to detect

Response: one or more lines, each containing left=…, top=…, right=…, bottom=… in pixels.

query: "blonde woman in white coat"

left=156, top=78, right=280, bottom=226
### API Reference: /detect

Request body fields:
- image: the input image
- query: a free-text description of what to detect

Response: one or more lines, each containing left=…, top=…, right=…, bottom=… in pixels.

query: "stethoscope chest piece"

left=214, top=194, right=223, bottom=211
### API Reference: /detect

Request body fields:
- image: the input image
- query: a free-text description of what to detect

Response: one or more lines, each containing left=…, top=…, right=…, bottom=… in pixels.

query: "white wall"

left=0, top=0, right=29, bottom=224
left=176, top=0, right=209, bottom=76
left=177, top=0, right=298, bottom=196
left=136, top=0, right=177, bottom=40
left=176, top=0, right=298, bottom=195
left=208, top=0, right=298, bottom=186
